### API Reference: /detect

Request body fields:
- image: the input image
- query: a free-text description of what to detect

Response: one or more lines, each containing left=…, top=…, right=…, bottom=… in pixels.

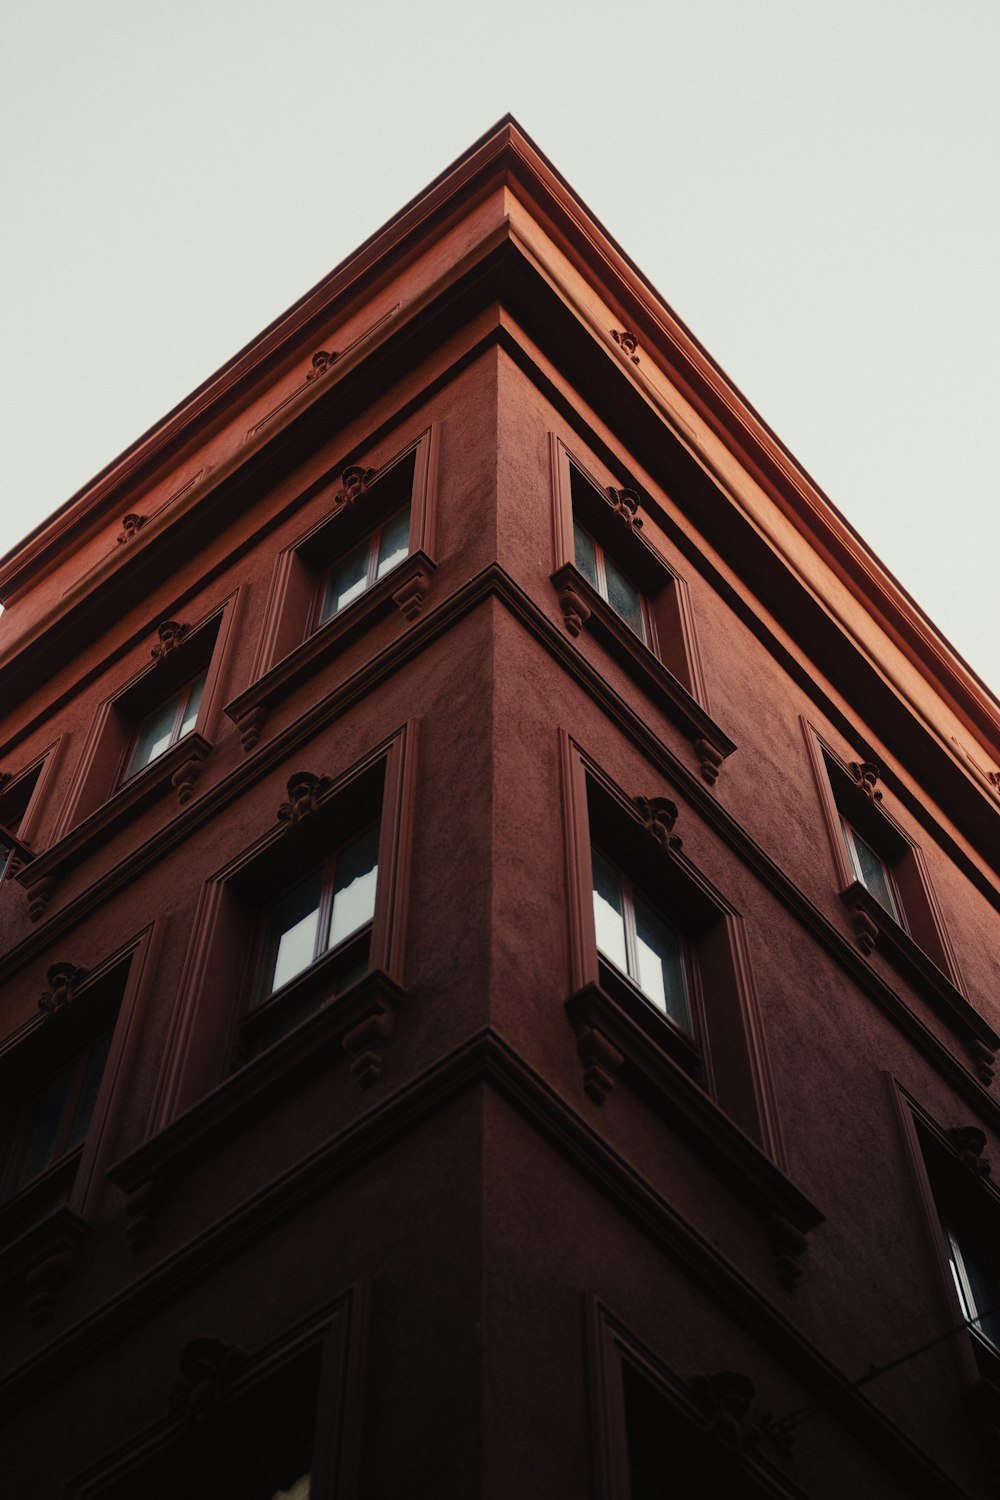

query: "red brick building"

left=1, top=118, right=999, bottom=1498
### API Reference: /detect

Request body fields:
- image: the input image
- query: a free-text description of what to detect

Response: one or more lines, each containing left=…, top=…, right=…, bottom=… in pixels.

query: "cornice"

left=2, top=118, right=995, bottom=754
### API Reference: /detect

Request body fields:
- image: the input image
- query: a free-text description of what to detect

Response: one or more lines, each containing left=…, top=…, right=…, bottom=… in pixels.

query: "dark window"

left=839, top=814, right=902, bottom=924
left=0, top=761, right=43, bottom=879
left=920, top=1125, right=1000, bottom=1380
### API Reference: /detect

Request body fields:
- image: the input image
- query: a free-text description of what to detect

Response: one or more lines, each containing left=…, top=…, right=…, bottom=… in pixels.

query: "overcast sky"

left=3, top=1, right=997, bottom=696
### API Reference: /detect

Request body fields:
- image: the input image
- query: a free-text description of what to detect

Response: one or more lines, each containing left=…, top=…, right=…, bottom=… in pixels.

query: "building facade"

left=1, top=119, right=999, bottom=1498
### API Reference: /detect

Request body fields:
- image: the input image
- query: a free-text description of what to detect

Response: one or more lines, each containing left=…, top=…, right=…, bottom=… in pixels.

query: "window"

left=0, top=962, right=124, bottom=1227
left=917, top=1121, right=1000, bottom=1383
left=839, top=815, right=901, bottom=924
left=0, top=759, right=44, bottom=880
left=804, top=729, right=961, bottom=984
left=122, top=667, right=207, bottom=782
left=573, top=521, right=647, bottom=641
left=591, top=846, right=690, bottom=1034
left=253, top=823, right=379, bottom=1006
left=317, top=505, right=411, bottom=626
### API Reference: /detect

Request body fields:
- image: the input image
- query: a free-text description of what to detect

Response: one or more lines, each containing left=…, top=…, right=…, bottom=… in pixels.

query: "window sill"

left=842, top=883, right=998, bottom=1080
left=0, top=1197, right=88, bottom=1328
left=551, top=563, right=734, bottom=784
left=225, top=550, right=436, bottom=750
left=14, top=732, right=212, bottom=921
left=109, top=966, right=406, bottom=1218
left=566, top=980, right=822, bottom=1283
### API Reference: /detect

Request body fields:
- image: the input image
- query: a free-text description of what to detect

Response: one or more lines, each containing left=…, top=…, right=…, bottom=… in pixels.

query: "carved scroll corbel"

left=767, top=1212, right=808, bottom=1291
left=946, top=1125, right=992, bottom=1178
left=25, top=1246, right=77, bottom=1328
left=849, top=760, right=883, bottom=802
left=305, top=349, right=338, bottom=381
left=235, top=705, right=267, bottom=752
left=334, top=465, right=375, bottom=508
left=171, top=747, right=208, bottom=806
left=968, top=1038, right=996, bottom=1088
left=694, top=738, right=725, bottom=785
left=39, top=962, right=89, bottom=1017
left=605, top=486, right=643, bottom=530
left=611, top=328, right=640, bottom=364
left=277, top=771, right=331, bottom=825
left=635, top=795, right=682, bottom=853
left=688, top=1371, right=759, bottom=1454
left=392, top=569, right=431, bottom=621
left=343, top=1009, right=395, bottom=1088
left=27, top=875, right=56, bottom=923
left=169, top=1337, right=246, bottom=1423
left=151, top=620, right=189, bottom=662
left=574, top=1024, right=623, bottom=1104
left=116, top=513, right=147, bottom=545
left=847, top=900, right=879, bottom=955
left=557, top=582, right=591, bottom=637
left=124, top=1179, right=160, bottom=1254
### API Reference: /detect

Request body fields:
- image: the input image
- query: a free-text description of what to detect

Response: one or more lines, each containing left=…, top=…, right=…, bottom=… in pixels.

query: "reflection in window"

left=573, top=521, right=646, bottom=640
left=319, top=505, right=411, bottom=624
left=591, top=847, right=689, bottom=1032
left=254, top=823, right=380, bottom=1005
left=124, top=669, right=207, bottom=781
left=840, top=816, right=900, bottom=922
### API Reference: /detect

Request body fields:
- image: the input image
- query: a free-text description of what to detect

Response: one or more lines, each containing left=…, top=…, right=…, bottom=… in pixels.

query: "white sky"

left=3, top=1, right=998, bottom=695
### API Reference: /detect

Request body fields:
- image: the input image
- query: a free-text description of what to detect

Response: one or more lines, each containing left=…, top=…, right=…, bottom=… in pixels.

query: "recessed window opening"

left=840, top=815, right=902, bottom=924
left=318, top=504, right=411, bottom=625
left=591, top=845, right=690, bottom=1034
left=123, top=669, right=207, bottom=782
left=573, top=519, right=646, bottom=641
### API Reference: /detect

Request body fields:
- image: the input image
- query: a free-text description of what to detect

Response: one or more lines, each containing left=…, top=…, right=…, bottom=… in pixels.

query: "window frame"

left=313, top=502, right=414, bottom=631
left=143, top=724, right=416, bottom=1135
left=590, top=843, right=694, bottom=1042
left=120, top=665, right=209, bottom=784
left=561, top=734, right=784, bottom=1159
left=572, top=518, right=653, bottom=647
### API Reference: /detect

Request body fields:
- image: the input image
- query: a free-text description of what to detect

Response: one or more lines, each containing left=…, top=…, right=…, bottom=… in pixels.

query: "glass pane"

left=3, top=1057, right=77, bottom=1196
left=591, top=847, right=628, bottom=973
left=66, top=1031, right=114, bottom=1152
left=603, top=554, right=646, bottom=640
left=573, top=521, right=599, bottom=588
left=634, top=892, right=690, bottom=1032
left=375, top=505, right=411, bottom=578
left=178, top=669, right=207, bottom=738
left=320, top=536, right=371, bottom=622
left=328, top=824, right=380, bottom=949
left=269, top=1477, right=310, bottom=1500
left=257, top=874, right=324, bottom=1002
left=126, top=694, right=181, bottom=778
left=845, top=822, right=898, bottom=919
left=952, top=1224, right=1000, bottom=1350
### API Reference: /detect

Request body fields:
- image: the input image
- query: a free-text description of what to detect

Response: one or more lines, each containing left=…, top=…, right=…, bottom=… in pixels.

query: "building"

left=1, top=117, right=999, bottom=1498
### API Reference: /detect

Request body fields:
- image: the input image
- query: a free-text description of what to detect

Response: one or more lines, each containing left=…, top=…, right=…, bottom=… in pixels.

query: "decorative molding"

left=557, top=581, right=591, bottom=638
left=391, top=568, right=432, bottom=621
left=171, top=747, right=208, bottom=807
left=115, top=514, right=147, bottom=546
left=846, top=897, right=879, bottom=956
left=24, top=1244, right=77, bottom=1328
left=150, top=620, right=189, bottom=663
left=634, top=794, right=682, bottom=853
left=694, top=738, right=724, bottom=786
left=849, top=760, right=883, bottom=802
left=168, top=1336, right=245, bottom=1423
left=342, top=988, right=404, bottom=1089
left=767, top=1213, right=809, bottom=1292
left=334, top=465, right=375, bottom=507
left=277, top=771, right=332, bottom=826
left=233, top=704, right=267, bottom=753
left=946, top=1125, right=992, bottom=1178
left=305, top=349, right=339, bottom=381
left=610, top=327, right=640, bottom=364
left=38, top=962, right=89, bottom=1016
left=968, top=1038, right=996, bottom=1089
left=123, top=1179, right=159, bottom=1254
left=573, top=1022, right=624, bottom=1105
left=687, top=1370, right=760, bottom=1454
left=605, top=485, right=642, bottom=530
